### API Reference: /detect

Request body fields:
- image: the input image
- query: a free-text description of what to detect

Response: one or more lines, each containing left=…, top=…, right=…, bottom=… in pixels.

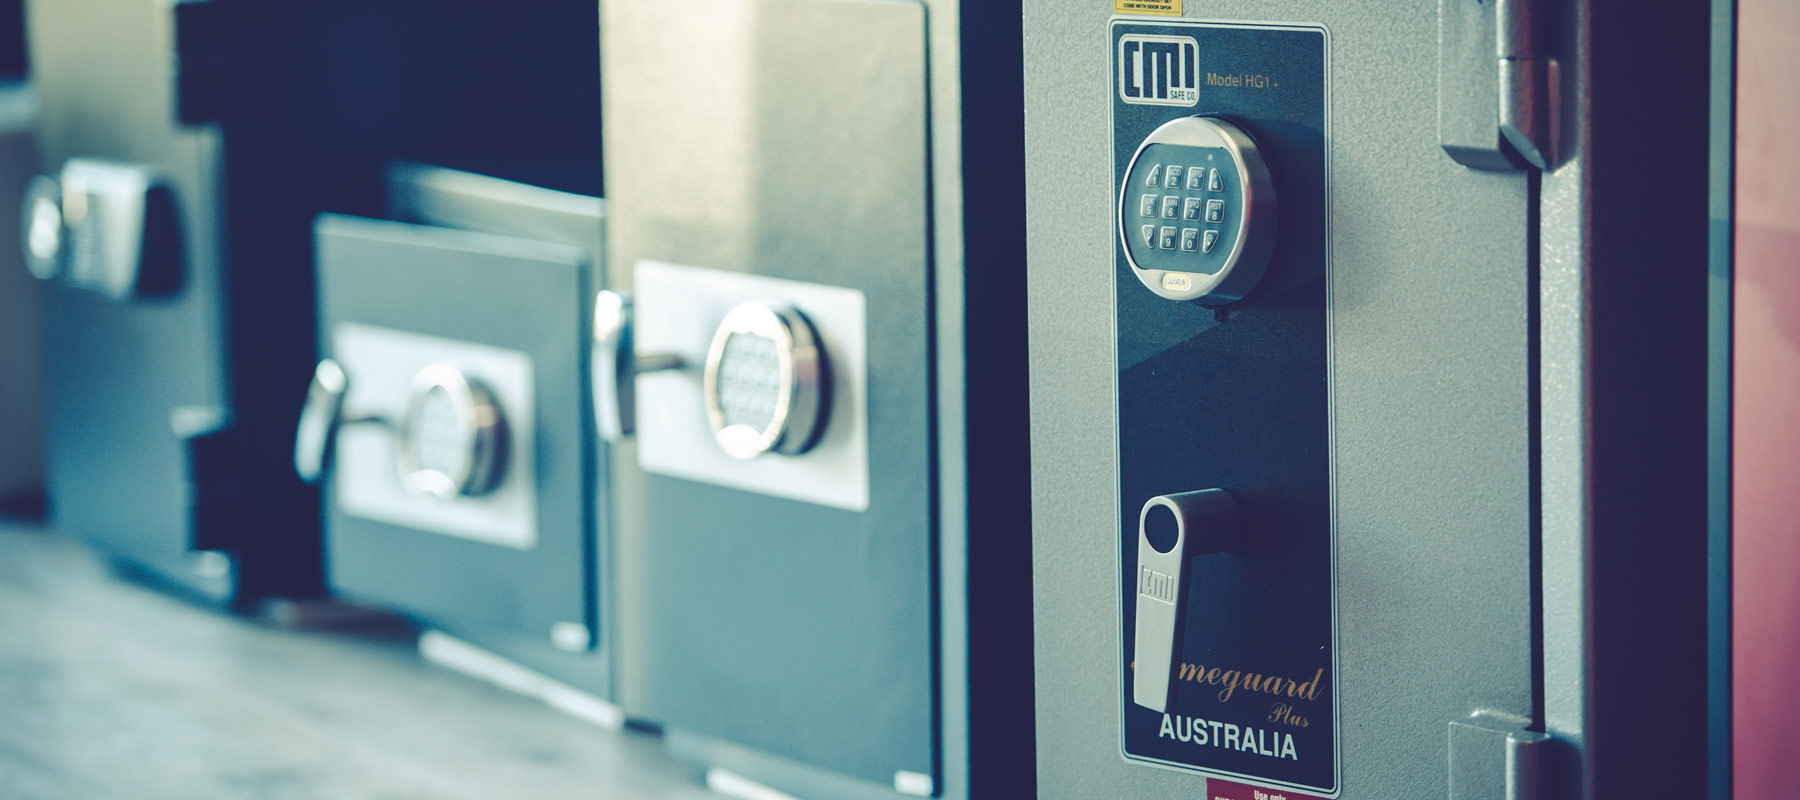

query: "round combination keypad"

left=1118, top=116, right=1277, bottom=305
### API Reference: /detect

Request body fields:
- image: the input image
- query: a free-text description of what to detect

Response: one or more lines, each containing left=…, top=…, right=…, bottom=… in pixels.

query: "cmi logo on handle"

left=1119, top=34, right=1200, bottom=106
left=1140, top=565, right=1179, bottom=604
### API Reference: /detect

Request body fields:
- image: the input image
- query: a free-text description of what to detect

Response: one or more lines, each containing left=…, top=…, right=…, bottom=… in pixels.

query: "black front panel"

left=1112, top=21, right=1335, bottom=794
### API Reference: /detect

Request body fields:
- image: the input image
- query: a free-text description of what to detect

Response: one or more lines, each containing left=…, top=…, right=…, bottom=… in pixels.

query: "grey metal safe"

left=599, top=1, right=1031, bottom=797
left=1027, top=2, right=1713, bottom=800
left=296, top=163, right=614, bottom=702
left=25, top=0, right=318, bottom=603
left=20, top=0, right=603, bottom=605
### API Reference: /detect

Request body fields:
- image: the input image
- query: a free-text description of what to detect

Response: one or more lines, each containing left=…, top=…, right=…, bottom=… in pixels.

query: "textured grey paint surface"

left=1027, top=2, right=1534, bottom=797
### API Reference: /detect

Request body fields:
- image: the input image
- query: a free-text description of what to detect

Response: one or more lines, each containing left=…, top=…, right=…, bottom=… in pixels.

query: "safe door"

left=601, top=0, right=939, bottom=795
left=1028, top=6, right=1538, bottom=799
left=303, top=194, right=605, bottom=693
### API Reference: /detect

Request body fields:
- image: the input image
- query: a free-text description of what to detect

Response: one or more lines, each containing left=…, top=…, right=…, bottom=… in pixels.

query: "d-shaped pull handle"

left=593, top=290, right=683, bottom=442
left=1133, top=488, right=1243, bottom=713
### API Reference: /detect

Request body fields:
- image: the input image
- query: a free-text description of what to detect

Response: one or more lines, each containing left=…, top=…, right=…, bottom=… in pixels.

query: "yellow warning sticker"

left=1115, top=0, right=1181, bottom=15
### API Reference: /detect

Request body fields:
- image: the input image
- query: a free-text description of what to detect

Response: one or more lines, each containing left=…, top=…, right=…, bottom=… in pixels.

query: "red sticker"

left=1206, top=778, right=1331, bottom=800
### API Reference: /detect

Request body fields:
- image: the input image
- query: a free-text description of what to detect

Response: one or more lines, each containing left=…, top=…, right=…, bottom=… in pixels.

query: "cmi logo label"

left=1119, top=34, right=1200, bottom=106
left=1140, top=565, right=1178, bottom=604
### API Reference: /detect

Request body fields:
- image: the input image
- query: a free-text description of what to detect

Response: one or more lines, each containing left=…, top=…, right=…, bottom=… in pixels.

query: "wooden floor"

left=0, top=522, right=723, bottom=800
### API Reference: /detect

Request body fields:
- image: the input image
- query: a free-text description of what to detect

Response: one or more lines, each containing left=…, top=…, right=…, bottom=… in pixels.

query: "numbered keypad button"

left=1205, top=199, right=1225, bottom=224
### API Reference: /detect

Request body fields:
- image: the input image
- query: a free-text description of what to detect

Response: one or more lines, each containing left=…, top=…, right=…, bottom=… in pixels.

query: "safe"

left=295, top=162, right=614, bottom=708
left=1026, top=2, right=1714, bottom=799
left=19, top=0, right=600, bottom=605
left=598, top=0, right=1033, bottom=797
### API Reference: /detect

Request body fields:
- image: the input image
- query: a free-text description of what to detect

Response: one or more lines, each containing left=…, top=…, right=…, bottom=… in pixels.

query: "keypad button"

left=1158, top=226, right=1178, bottom=250
left=1202, top=230, right=1221, bottom=253
left=1139, top=194, right=1159, bottom=218
left=1205, top=199, right=1226, bottom=224
left=1182, top=197, right=1203, bottom=222
left=1208, top=168, right=1224, bottom=192
left=1179, top=228, right=1200, bottom=252
left=1161, top=196, right=1180, bottom=219
left=1186, top=167, right=1206, bottom=190
left=1141, top=225, right=1158, bottom=248
left=1144, top=165, right=1162, bottom=187
left=1164, top=166, right=1183, bottom=189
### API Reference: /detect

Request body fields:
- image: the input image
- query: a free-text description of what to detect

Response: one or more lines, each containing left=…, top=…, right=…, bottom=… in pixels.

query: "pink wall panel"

left=1733, top=0, right=1800, bottom=795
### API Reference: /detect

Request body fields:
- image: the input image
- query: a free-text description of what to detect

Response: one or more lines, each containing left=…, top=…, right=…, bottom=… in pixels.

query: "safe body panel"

left=1027, top=3, right=1534, bottom=797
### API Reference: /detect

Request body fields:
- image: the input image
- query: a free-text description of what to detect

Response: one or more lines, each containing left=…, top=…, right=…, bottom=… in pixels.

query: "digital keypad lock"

left=1118, top=116, right=1277, bottom=306
left=702, top=301, right=830, bottom=460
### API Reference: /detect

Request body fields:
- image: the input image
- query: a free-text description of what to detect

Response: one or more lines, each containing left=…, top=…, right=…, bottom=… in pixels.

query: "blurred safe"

left=296, top=163, right=613, bottom=704
left=20, top=0, right=599, bottom=604
left=598, top=1, right=1031, bottom=798
left=1026, top=3, right=1713, bottom=800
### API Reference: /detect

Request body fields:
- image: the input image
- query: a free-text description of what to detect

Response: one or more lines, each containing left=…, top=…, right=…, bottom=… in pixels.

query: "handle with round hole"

left=1132, top=488, right=1243, bottom=713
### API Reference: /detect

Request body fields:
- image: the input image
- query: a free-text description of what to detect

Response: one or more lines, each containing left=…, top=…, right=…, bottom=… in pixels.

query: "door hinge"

left=1449, top=711, right=1554, bottom=800
left=1439, top=0, right=1554, bottom=171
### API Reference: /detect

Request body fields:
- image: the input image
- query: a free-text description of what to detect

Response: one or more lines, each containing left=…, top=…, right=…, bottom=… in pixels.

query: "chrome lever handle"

left=294, top=358, right=391, bottom=483
left=1132, top=488, right=1243, bottom=713
left=295, top=359, right=349, bottom=484
left=593, top=290, right=683, bottom=442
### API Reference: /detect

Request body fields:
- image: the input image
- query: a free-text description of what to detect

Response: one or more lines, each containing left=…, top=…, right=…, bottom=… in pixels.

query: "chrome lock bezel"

left=395, top=363, right=509, bottom=500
